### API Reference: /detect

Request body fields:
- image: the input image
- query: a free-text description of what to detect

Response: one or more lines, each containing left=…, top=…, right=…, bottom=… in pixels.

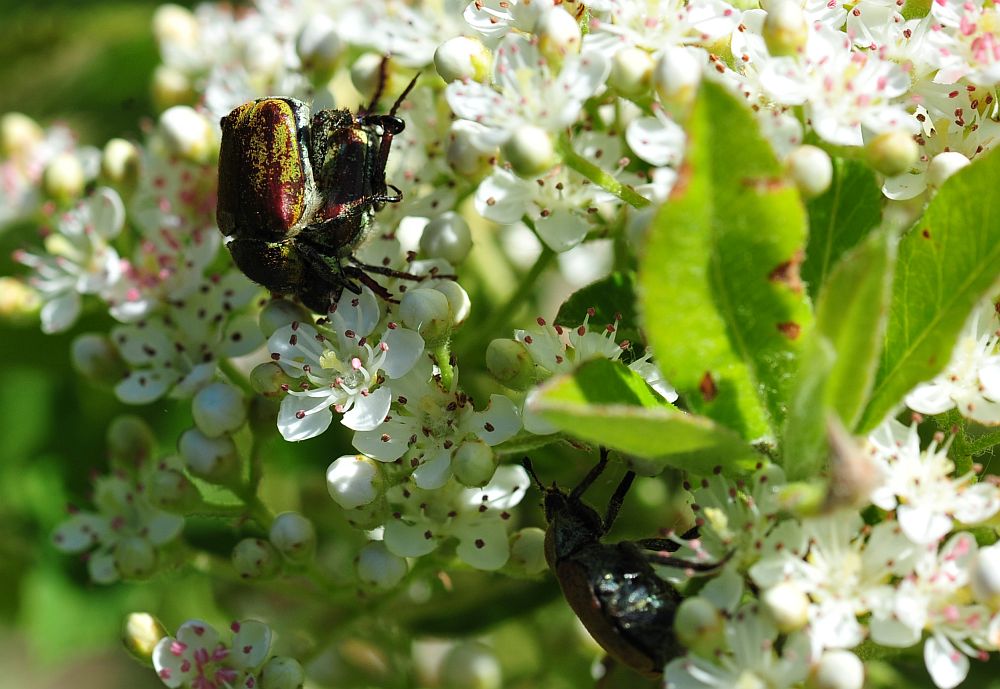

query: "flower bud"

left=232, top=538, right=282, bottom=580
left=674, top=597, right=724, bottom=657
left=122, top=612, right=168, bottom=664
left=179, top=427, right=240, bottom=485
left=1, top=112, right=43, bottom=158
left=439, top=642, right=502, bottom=689
left=420, top=212, right=473, bottom=264
left=355, top=541, right=408, bottom=589
left=764, top=0, right=809, bottom=56
left=259, top=298, right=314, bottom=337
left=327, top=455, right=384, bottom=509
left=536, top=8, right=582, bottom=65
left=435, top=36, right=491, bottom=83
left=0, top=277, right=40, bottom=321
left=101, top=138, right=141, bottom=190
left=351, top=53, right=404, bottom=103
left=447, top=121, right=495, bottom=178
left=270, top=512, right=316, bottom=563
left=971, top=542, right=1000, bottom=609
left=609, top=47, right=654, bottom=98
left=151, top=65, right=194, bottom=110
left=502, top=124, right=556, bottom=178
left=192, top=382, right=246, bottom=437
left=400, top=287, right=453, bottom=345
left=159, top=106, right=214, bottom=163
left=808, top=650, right=864, bottom=689
left=486, top=338, right=535, bottom=390
left=149, top=466, right=203, bottom=512
left=927, top=151, right=970, bottom=189
left=43, top=153, right=85, bottom=204
left=251, top=361, right=299, bottom=397
left=152, top=4, right=199, bottom=46
left=114, top=536, right=156, bottom=579
left=260, top=656, right=306, bottom=689
left=433, top=281, right=471, bottom=327
left=71, top=333, right=127, bottom=384
left=786, top=145, right=833, bottom=199
left=296, top=15, right=342, bottom=75
left=866, top=130, right=919, bottom=177
left=654, top=47, right=702, bottom=117
left=452, top=440, right=497, bottom=487
left=107, top=415, right=156, bottom=465
left=761, top=581, right=810, bottom=632
left=507, top=527, right=547, bottom=576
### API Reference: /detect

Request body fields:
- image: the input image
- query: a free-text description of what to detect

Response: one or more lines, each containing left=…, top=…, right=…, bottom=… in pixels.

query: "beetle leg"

left=347, top=255, right=427, bottom=282
left=569, top=447, right=610, bottom=501
left=343, top=265, right=399, bottom=303
left=602, top=470, right=636, bottom=533
left=634, top=526, right=700, bottom=553
left=644, top=549, right=732, bottom=574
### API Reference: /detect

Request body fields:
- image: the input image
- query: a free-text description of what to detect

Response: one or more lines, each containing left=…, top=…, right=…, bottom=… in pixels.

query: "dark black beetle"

left=523, top=449, right=720, bottom=678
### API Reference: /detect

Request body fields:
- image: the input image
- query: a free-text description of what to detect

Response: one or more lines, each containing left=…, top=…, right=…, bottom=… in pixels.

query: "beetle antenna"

left=364, top=55, right=392, bottom=115
left=389, top=73, right=421, bottom=117
left=521, top=457, right=546, bottom=492
left=569, top=447, right=610, bottom=501
left=603, top=470, right=636, bottom=532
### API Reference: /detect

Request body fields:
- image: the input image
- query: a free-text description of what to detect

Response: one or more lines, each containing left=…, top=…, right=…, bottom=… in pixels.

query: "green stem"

left=557, top=134, right=651, bottom=210
left=219, top=357, right=255, bottom=398
left=432, top=342, right=456, bottom=391
left=230, top=486, right=274, bottom=529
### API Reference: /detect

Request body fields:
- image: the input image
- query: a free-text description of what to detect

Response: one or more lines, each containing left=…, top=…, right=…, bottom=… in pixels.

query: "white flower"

left=152, top=619, right=271, bottom=689
left=928, top=0, right=1000, bottom=86
left=463, top=0, right=558, bottom=44
left=904, top=301, right=1000, bottom=424
left=868, top=419, right=1000, bottom=544
left=15, top=187, right=124, bottom=333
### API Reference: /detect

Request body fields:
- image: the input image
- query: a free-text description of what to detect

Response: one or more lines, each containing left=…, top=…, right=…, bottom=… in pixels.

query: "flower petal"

left=278, top=393, right=333, bottom=441
left=341, top=386, right=392, bottom=431
left=453, top=518, right=510, bottom=570
left=230, top=619, right=272, bottom=670
left=924, top=633, right=969, bottom=689
left=381, top=327, right=424, bottom=379
left=384, top=518, right=440, bottom=558
left=412, top=449, right=453, bottom=490
left=470, top=394, right=521, bottom=446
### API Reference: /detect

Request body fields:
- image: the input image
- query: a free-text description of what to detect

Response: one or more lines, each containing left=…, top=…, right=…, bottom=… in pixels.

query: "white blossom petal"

left=924, top=633, right=970, bottom=689
left=381, top=327, right=425, bottom=379
left=384, top=519, right=441, bottom=557
left=412, top=449, right=453, bottom=490
left=454, top=518, right=510, bottom=570
left=341, top=386, right=392, bottom=431
left=470, top=394, right=521, bottom=446
left=278, top=393, right=333, bottom=441
left=230, top=620, right=272, bottom=669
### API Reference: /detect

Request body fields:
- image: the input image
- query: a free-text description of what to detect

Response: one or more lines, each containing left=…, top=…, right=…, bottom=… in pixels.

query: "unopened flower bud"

left=927, top=151, right=970, bottom=189
left=866, top=130, right=919, bottom=177
left=433, top=281, right=471, bottom=327
left=452, top=440, right=497, bottom=487
left=192, top=382, right=246, bottom=437
left=761, top=581, right=810, bottom=632
left=179, top=427, right=240, bottom=485
left=610, top=47, right=654, bottom=98
left=0, top=277, right=40, bottom=321
left=439, top=642, right=502, bottom=689
left=764, top=0, right=809, bottom=56
left=101, top=138, right=141, bottom=189
left=107, top=415, right=156, bottom=465
left=270, top=512, right=316, bottom=562
left=115, top=536, right=156, bottom=579
left=259, top=299, right=314, bottom=337
left=297, top=15, right=342, bottom=74
left=327, top=455, right=384, bottom=509
left=420, top=212, right=473, bottom=264
left=351, top=53, right=406, bottom=103
left=786, top=145, right=833, bottom=199
left=502, top=124, right=556, bottom=178
left=435, top=36, right=491, bottom=83
left=122, top=612, right=168, bottom=664
left=232, top=538, right=282, bottom=580
left=251, top=362, right=299, bottom=397
left=149, top=467, right=203, bottom=512
left=507, top=527, right=547, bottom=575
left=674, top=597, right=724, bottom=657
left=159, top=106, right=214, bottom=163
left=486, top=338, right=535, bottom=390
left=152, top=4, right=199, bottom=46
left=447, top=121, right=495, bottom=177
left=356, top=541, right=408, bottom=589
left=808, top=650, right=864, bottom=689
left=400, top=287, right=453, bottom=345
left=536, top=8, right=582, bottom=64
left=654, top=47, right=702, bottom=117
left=152, top=65, right=194, bottom=110
left=261, top=656, right=306, bottom=689
left=971, top=543, right=1000, bottom=609
left=71, top=333, right=126, bottom=384
left=43, top=152, right=85, bottom=204
left=1, top=112, right=43, bottom=158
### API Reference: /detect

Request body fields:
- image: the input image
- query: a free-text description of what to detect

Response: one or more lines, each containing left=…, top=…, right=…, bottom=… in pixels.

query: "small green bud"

left=148, top=466, right=203, bottom=512
left=101, top=138, right=141, bottom=190
left=786, top=145, right=833, bottom=199
left=260, top=656, right=306, bottom=689
left=420, top=212, right=473, bottom=264
left=232, top=537, right=282, bottom=580
left=447, top=121, right=495, bottom=178
left=107, top=415, right=157, bottom=466
left=507, top=527, right=547, bottom=576
left=152, top=4, right=199, bottom=46
left=927, top=150, right=970, bottom=189
left=452, top=440, right=497, bottom=487
left=434, top=36, right=491, bottom=83
left=674, top=596, right=725, bottom=657
left=159, top=105, right=214, bottom=163
left=433, top=281, right=471, bottom=327
left=43, top=152, right=85, bottom=204
left=1, top=112, right=43, bottom=158
left=609, top=46, right=654, bottom=98
left=355, top=541, right=408, bottom=589
left=439, top=642, right=502, bottom=689
left=502, top=124, right=556, bottom=178
left=400, top=287, right=453, bottom=346
left=866, top=130, right=919, bottom=177
left=151, top=65, right=194, bottom=110
left=808, top=650, right=865, bottom=689
left=763, top=0, right=809, bottom=56
left=761, top=581, right=810, bottom=632
left=71, top=333, right=126, bottom=385
left=653, top=47, right=701, bottom=117
left=192, top=381, right=246, bottom=438
left=269, top=511, right=316, bottom=563
left=486, top=338, right=535, bottom=390
left=122, top=612, right=168, bottom=664
left=296, top=15, right=341, bottom=75
left=251, top=361, right=299, bottom=398
left=178, top=427, right=240, bottom=485
left=327, top=455, right=385, bottom=509
left=536, top=7, right=582, bottom=66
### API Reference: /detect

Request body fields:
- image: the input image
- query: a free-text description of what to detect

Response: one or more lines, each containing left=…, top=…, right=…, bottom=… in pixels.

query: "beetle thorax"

left=545, top=490, right=605, bottom=561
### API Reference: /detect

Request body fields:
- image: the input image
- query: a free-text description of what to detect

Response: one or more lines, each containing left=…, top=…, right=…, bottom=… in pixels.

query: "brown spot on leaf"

left=768, top=250, right=804, bottom=293
left=921, top=228, right=931, bottom=238
left=699, top=372, right=718, bottom=401
left=777, top=322, right=801, bottom=339
left=741, top=176, right=788, bottom=193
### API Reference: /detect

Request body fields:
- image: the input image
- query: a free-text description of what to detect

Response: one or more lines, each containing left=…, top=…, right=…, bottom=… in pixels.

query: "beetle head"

left=522, top=458, right=606, bottom=562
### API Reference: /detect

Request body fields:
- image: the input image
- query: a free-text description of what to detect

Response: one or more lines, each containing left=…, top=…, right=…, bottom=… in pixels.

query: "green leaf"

left=780, top=337, right=836, bottom=480
left=556, top=272, right=643, bottom=351
left=857, top=147, right=1000, bottom=432
left=801, top=158, right=883, bottom=301
left=638, top=80, right=812, bottom=440
left=530, top=358, right=760, bottom=475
